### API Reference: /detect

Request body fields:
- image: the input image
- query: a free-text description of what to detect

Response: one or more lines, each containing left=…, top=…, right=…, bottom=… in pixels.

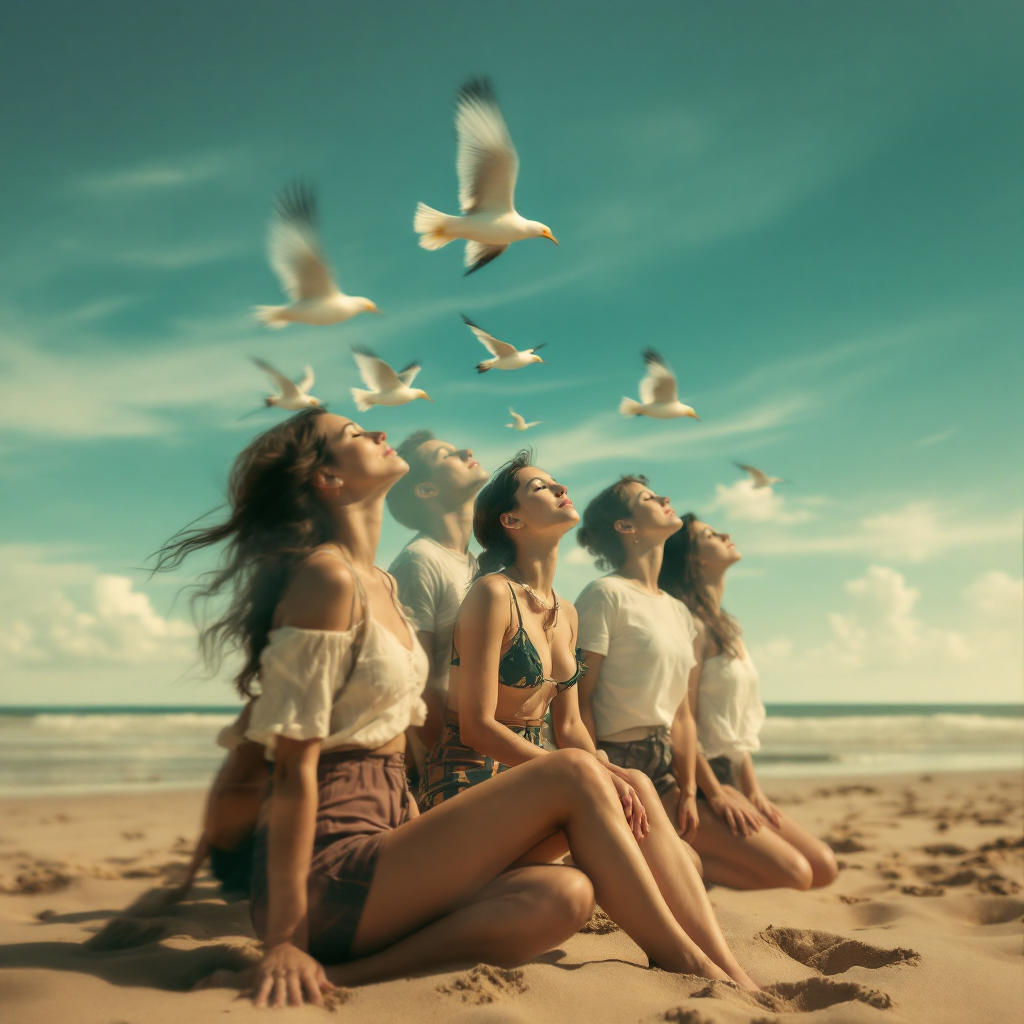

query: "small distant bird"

left=256, top=183, right=381, bottom=328
left=350, top=348, right=432, bottom=411
left=506, top=408, right=541, bottom=431
left=734, top=462, right=787, bottom=489
left=620, top=349, right=699, bottom=420
left=463, top=315, right=545, bottom=373
left=251, top=358, right=321, bottom=410
left=415, top=78, right=558, bottom=275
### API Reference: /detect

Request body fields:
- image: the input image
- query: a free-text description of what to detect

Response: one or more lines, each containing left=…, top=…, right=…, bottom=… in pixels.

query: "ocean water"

left=0, top=705, right=1021, bottom=796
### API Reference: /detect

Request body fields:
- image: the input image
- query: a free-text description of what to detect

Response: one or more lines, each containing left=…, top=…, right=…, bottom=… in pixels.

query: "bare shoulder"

left=277, top=548, right=357, bottom=631
left=558, top=595, right=579, bottom=630
left=461, top=572, right=513, bottom=617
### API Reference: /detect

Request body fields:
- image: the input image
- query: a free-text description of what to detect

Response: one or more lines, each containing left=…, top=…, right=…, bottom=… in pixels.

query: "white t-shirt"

left=388, top=535, right=478, bottom=696
left=575, top=574, right=698, bottom=741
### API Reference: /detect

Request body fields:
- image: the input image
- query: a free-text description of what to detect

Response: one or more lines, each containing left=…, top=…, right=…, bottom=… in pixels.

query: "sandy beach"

left=0, top=769, right=1021, bottom=1024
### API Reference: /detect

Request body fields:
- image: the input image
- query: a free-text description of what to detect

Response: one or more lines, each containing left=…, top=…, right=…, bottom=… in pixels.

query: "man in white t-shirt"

left=387, top=430, right=489, bottom=751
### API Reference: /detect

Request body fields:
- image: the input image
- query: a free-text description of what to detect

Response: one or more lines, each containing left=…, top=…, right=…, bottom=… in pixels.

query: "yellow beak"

left=543, top=229, right=559, bottom=245
left=368, top=303, right=382, bottom=314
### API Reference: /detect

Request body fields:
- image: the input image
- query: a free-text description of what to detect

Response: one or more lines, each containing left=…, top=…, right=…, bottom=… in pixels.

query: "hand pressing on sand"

left=708, top=788, right=765, bottom=838
left=253, top=942, right=334, bottom=1008
left=677, top=794, right=700, bottom=844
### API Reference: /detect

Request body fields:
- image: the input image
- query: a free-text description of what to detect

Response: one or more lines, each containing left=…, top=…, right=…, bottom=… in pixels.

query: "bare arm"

left=738, top=752, right=780, bottom=827
left=456, top=577, right=552, bottom=767
left=577, top=650, right=604, bottom=746
left=669, top=646, right=701, bottom=842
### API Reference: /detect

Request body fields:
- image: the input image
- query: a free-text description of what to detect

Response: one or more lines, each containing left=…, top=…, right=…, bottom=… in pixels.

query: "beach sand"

left=0, top=770, right=1020, bottom=1024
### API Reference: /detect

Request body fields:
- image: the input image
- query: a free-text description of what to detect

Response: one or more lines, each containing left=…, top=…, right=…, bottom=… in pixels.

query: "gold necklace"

left=507, top=566, right=560, bottom=624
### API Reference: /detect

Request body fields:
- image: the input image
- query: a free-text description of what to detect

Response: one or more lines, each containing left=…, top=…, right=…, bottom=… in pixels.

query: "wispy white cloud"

left=76, top=152, right=238, bottom=196
left=912, top=429, right=956, bottom=448
left=710, top=478, right=814, bottom=525
left=753, top=566, right=1023, bottom=703
left=754, top=501, right=1021, bottom=563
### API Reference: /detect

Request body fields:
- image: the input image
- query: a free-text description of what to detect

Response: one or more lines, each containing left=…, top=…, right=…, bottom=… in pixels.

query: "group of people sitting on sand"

left=157, top=409, right=837, bottom=1006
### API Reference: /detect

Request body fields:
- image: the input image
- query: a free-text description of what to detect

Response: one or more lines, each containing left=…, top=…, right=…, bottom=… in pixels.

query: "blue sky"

left=1, top=0, right=1021, bottom=706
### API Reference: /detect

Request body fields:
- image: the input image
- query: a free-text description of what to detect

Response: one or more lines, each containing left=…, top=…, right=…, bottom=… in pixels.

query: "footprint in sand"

left=689, top=976, right=893, bottom=1014
left=437, top=965, right=528, bottom=1005
left=758, top=925, right=919, bottom=975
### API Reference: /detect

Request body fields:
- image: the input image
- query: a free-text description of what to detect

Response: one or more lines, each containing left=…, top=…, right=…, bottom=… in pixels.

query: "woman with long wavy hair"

left=659, top=516, right=838, bottom=890
left=418, top=451, right=756, bottom=991
left=156, top=413, right=758, bottom=1006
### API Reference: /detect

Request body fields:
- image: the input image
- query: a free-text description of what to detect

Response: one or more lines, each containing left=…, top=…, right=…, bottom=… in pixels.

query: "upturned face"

left=691, top=519, right=742, bottom=571
left=616, top=480, right=683, bottom=542
left=312, top=414, right=407, bottom=499
left=416, top=438, right=489, bottom=501
left=500, top=466, right=579, bottom=536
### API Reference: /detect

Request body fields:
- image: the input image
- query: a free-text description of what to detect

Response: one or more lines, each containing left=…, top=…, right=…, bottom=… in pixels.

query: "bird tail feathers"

left=255, top=305, right=290, bottom=329
left=619, top=397, right=643, bottom=417
left=476, top=362, right=491, bottom=374
left=414, top=203, right=453, bottom=250
left=350, top=388, right=375, bottom=413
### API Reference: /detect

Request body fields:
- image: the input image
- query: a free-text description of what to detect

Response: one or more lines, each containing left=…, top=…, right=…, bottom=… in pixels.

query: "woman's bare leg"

left=622, top=769, right=755, bottom=989
left=689, top=803, right=815, bottom=891
left=332, top=866, right=592, bottom=986
left=353, top=749, right=737, bottom=982
left=768, top=811, right=838, bottom=888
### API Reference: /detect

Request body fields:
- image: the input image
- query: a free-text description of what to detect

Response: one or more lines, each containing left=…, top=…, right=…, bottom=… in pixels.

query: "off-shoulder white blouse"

left=246, top=609, right=429, bottom=758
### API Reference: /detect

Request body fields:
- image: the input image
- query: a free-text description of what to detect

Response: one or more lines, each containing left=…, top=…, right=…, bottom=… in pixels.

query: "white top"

left=575, top=575, right=698, bottom=741
left=246, top=611, right=429, bottom=758
left=388, top=535, right=478, bottom=696
left=696, top=652, right=766, bottom=763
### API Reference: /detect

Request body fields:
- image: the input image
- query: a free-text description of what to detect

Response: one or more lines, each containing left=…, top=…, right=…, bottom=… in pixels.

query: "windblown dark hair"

left=576, top=475, right=649, bottom=570
left=472, top=449, right=532, bottom=578
left=385, top=429, right=435, bottom=531
left=660, top=513, right=742, bottom=658
left=150, top=408, right=336, bottom=697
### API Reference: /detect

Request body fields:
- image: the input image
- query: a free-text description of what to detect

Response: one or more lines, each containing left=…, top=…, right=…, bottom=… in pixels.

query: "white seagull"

left=256, top=183, right=381, bottom=328
left=463, top=315, right=545, bottom=373
left=734, top=462, right=788, bottom=489
left=620, top=349, right=699, bottom=420
left=350, top=348, right=432, bottom=411
left=415, top=78, right=558, bottom=275
left=506, top=408, right=541, bottom=431
left=251, top=358, right=321, bottom=410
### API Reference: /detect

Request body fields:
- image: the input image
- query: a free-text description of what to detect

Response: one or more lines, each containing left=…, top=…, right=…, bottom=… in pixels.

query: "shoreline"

left=1, top=769, right=1021, bottom=1023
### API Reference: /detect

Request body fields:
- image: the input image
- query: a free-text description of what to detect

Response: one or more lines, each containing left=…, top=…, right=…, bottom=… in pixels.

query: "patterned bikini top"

left=452, top=578, right=585, bottom=694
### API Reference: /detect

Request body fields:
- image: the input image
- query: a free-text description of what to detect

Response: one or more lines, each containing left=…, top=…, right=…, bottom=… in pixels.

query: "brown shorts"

left=250, top=749, right=412, bottom=964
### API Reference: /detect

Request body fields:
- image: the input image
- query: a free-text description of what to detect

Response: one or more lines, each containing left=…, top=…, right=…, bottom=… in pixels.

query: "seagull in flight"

left=415, top=78, right=558, bottom=275
left=620, top=350, right=699, bottom=420
left=251, top=358, right=321, bottom=410
left=463, top=315, right=545, bottom=373
left=350, top=348, right=432, bottom=411
left=506, top=408, right=541, bottom=431
left=256, top=183, right=381, bottom=328
left=734, top=462, right=788, bottom=489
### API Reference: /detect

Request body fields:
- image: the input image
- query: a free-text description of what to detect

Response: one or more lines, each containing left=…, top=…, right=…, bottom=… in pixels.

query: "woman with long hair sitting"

left=419, top=451, right=755, bottom=990
left=156, top=413, right=757, bottom=1006
left=659, top=516, right=838, bottom=890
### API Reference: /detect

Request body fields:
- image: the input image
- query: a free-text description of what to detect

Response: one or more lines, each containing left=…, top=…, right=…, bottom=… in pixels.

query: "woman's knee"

left=622, top=768, right=659, bottom=803
left=548, top=748, right=613, bottom=797
left=777, top=850, right=814, bottom=891
left=544, top=867, right=596, bottom=932
left=808, top=842, right=839, bottom=888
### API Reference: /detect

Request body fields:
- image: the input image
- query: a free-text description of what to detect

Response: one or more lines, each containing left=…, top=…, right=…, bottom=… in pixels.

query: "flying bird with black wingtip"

left=250, top=358, right=321, bottom=410
left=256, top=182, right=381, bottom=328
left=414, top=78, right=558, bottom=275
left=462, top=315, right=545, bottom=372
left=620, top=350, right=699, bottom=420
left=350, top=348, right=432, bottom=411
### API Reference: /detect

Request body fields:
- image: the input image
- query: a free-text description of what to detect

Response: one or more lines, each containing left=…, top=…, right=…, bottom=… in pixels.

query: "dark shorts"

left=419, top=712, right=543, bottom=810
left=598, top=730, right=733, bottom=800
left=250, top=749, right=412, bottom=964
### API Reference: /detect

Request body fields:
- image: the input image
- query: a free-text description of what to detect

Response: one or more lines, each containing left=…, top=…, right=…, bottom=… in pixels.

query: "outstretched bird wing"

left=456, top=78, right=519, bottom=215
left=297, top=365, right=315, bottom=394
left=639, top=349, right=678, bottom=405
left=252, top=357, right=302, bottom=401
left=268, top=183, right=339, bottom=302
left=735, top=462, right=770, bottom=488
left=352, top=348, right=402, bottom=392
left=462, top=315, right=518, bottom=358
left=508, top=408, right=525, bottom=428
left=398, top=363, right=422, bottom=387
